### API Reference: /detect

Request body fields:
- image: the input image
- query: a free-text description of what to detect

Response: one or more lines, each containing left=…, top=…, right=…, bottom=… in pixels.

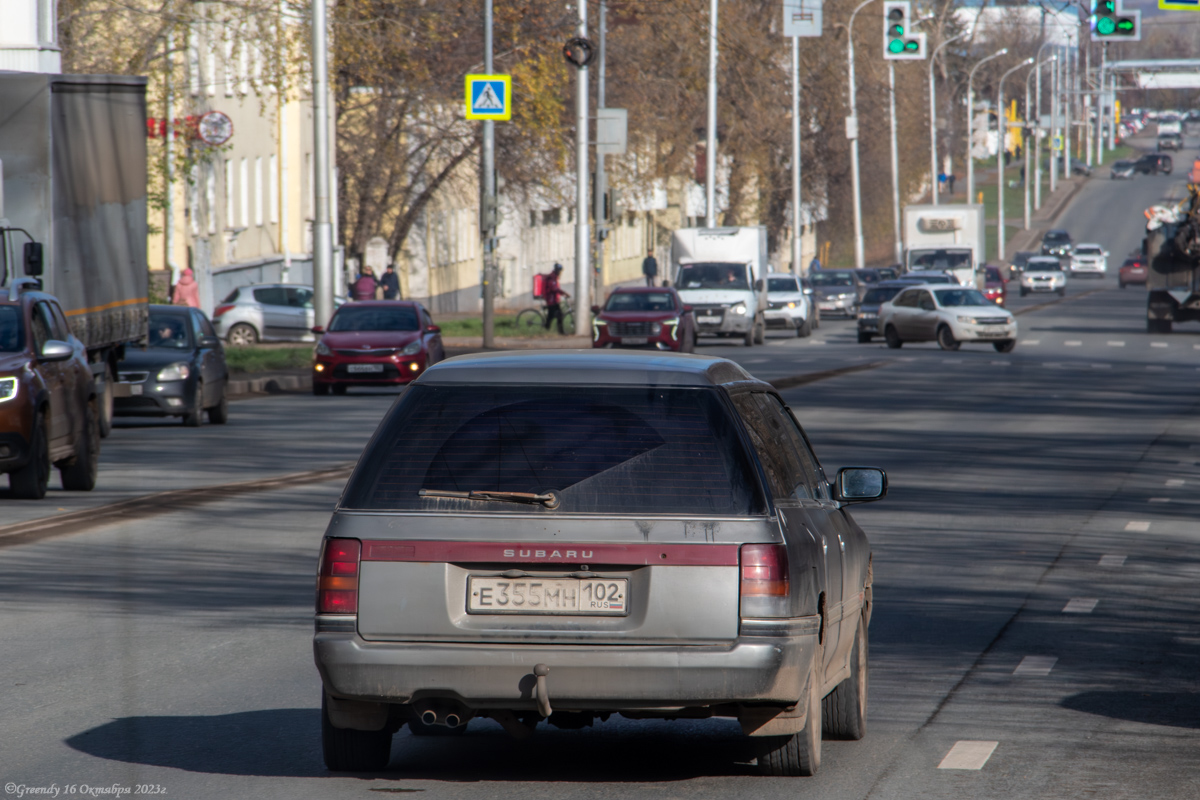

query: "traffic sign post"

left=465, top=74, right=512, bottom=121
left=780, top=0, right=822, bottom=273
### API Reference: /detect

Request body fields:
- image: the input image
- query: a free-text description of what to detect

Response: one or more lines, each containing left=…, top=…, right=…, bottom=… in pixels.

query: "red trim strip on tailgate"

left=360, top=540, right=740, bottom=566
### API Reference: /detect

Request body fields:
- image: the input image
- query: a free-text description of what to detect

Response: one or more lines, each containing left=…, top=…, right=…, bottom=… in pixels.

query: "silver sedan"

left=879, top=285, right=1017, bottom=352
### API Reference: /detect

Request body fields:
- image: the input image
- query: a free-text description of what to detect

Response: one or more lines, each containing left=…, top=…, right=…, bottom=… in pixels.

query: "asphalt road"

left=3, top=166, right=1200, bottom=798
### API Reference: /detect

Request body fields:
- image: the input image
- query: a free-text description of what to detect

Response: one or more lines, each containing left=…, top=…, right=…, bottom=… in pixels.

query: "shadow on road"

left=1061, top=691, right=1200, bottom=729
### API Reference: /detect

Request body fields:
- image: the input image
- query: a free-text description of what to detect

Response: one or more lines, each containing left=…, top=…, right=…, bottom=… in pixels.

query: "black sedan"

left=114, top=306, right=230, bottom=426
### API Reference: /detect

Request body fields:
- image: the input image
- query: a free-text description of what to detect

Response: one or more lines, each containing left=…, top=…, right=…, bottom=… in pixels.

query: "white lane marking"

left=1099, top=555, right=1127, bottom=567
left=1194, top=344, right=1200, bottom=350
left=1090, top=363, right=1112, bottom=369
left=1014, top=655, right=1058, bottom=676
left=1147, top=366, right=1166, bottom=371
left=1167, top=478, right=1185, bottom=487
left=945, top=359, right=964, bottom=364
left=991, top=361, right=1012, bottom=366
left=1024, top=340, right=1040, bottom=345
left=938, top=741, right=999, bottom=770
left=1065, top=340, right=1083, bottom=346
left=1107, top=341, right=1125, bottom=347
left=1063, top=598, right=1099, bottom=614
left=1149, top=497, right=1171, bottom=503
left=1125, top=520, right=1151, bottom=532
left=1151, top=342, right=1168, bottom=348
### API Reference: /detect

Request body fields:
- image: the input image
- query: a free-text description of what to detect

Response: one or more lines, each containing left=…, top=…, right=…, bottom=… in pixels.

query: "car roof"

left=336, top=300, right=420, bottom=308
left=149, top=304, right=193, bottom=314
left=767, top=272, right=800, bottom=279
left=417, top=350, right=765, bottom=388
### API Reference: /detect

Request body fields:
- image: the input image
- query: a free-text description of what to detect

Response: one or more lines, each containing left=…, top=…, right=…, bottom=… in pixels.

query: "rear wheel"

left=757, top=669, right=822, bottom=776
left=937, top=325, right=960, bottom=351
left=884, top=326, right=903, bottom=349
left=823, top=619, right=868, bottom=740
left=516, top=308, right=544, bottom=333
left=1148, top=318, right=1173, bottom=334
left=60, top=398, right=99, bottom=491
left=10, top=412, right=50, bottom=499
left=227, top=323, right=259, bottom=346
left=993, top=339, right=1016, bottom=353
left=321, top=695, right=392, bottom=772
left=1119, top=282, right=1126, bottom=289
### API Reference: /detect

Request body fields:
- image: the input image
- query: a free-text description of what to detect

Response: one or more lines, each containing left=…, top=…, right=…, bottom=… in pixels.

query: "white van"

left=671, top=227, right=768, bottom=347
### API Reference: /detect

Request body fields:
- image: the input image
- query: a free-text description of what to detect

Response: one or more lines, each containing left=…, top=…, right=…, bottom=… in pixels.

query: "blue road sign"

left=465, top=75, right=512, bottom=121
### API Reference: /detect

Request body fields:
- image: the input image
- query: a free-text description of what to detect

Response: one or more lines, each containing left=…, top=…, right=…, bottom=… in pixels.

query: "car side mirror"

left=591, top=305, right=601, bottom=315
left=425, top=324, right=441, bottom=334
left=24, top=242, right=44, bottom=277
left=311, top=325, right=325, bottom=335
left=200, top=335, right=221, bottom=348
left=755, top=279, right=764, bottom=292
left=833, top=467, right=887, bottom=504
left=39, top=339, right=73, bottom=362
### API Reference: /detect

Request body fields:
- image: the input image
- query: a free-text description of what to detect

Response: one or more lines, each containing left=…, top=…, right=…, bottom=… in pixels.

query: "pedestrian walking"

left=171, top=267, right=200, bottom=308
left=352, top=267, right=378, bottom=301
left=380, top=264, right=400, bottom=300
left=809, top=256, right=821, bottom=273
left=947, top=173, right=956, bottom=195
left=641, top=249, right=659, bottom=287
left=543, top=263, right=570, bottom=335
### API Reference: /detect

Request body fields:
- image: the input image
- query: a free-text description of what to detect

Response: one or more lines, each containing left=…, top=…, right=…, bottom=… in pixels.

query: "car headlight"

left=315, top=341, right=332, bottom=356
left=402, top=340, right=422, bottom=356
left=157, top=362, right=191, bottom=382
left=957, top=315, right=979, bottom=324
left=731, top=303, right=747, bottom=315
left=787, top=301, right=796, bottom=309
left=838, top=293, right=853, bottom=300
left=661, top=318, right=679, bottom=340
left=0, top=376, right=17, bottom=403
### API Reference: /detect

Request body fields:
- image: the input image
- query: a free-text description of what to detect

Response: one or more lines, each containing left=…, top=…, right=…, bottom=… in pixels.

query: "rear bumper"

left=315, top=623, right=818, bottom=710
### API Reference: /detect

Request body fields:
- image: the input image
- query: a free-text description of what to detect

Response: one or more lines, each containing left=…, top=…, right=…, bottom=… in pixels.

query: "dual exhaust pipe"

left=414, top=700, right=469, bottom=729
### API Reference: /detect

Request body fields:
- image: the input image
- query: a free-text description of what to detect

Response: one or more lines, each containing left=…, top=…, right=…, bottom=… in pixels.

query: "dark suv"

left=0, top=280, right=99, bottom=499
left=1134, top=153, right=1173, bottom=175
left=1041, top=229, right=1073, bottom=257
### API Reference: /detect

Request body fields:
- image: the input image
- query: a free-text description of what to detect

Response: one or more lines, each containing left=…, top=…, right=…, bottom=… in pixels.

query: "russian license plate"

left=467, top=577, right=629, bottom=616
left=979, top=327, right=1006, bottom=337
left=347, top=363, right=384, bottom=373
left=622, top=336, right=648, bottom=345
left=130, top=384, right=142, bottom=395
left=696, top=315, right=720, bottom=324
left=819, top=302, right=836, bottom=310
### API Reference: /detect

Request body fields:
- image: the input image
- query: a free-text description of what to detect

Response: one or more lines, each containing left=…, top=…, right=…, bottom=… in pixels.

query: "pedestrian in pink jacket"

left=172, top=268, right=201, bottom=308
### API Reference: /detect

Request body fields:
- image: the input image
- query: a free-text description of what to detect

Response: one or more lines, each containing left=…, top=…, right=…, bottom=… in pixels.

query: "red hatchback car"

left=982, top=265, right=1008, bottom=307
left=1119, top=256, right=1148, bottom=288
left=311, top=301, right=445, bottom=395
left=592, top=286, right=696, bottom=352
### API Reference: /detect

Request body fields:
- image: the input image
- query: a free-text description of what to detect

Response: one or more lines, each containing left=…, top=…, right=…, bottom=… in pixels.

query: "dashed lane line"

left=1063, top=598, right=1099, bottom=614
left=1151, top=342, right=1169, bottom=348
left=1024, top=340, right=1040, bottom=345
left=938, top=741, right=999, bottom=770
left=1149, top=497, right=1171, bottom=503
left=1065, top=340, right=1082, bottom=347
left=1108, top=341, right=1125, bottom=347
left=1125, top=520, right=1151, bottom=532
left=1167, top=478, right=1186, bottom=487
left=1013, top=656, right=1058, bottom=676
left=1099, top=555, right=1127, bottom=567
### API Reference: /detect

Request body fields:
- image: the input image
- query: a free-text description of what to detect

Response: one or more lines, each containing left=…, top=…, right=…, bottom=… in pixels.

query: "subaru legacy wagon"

left=313, top=351, right=885, bottom=776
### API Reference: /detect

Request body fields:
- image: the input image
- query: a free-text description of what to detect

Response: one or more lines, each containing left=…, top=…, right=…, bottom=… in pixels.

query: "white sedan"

left=763, top=273, right=813, bottom=336
left=1070, top=243, right=1108, bottom=276
left=879, top=284, right=1017, bottom=353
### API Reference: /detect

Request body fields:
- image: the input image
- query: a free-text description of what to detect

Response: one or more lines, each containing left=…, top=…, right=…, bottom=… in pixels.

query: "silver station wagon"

left=313, top=351, right=886, bottom=775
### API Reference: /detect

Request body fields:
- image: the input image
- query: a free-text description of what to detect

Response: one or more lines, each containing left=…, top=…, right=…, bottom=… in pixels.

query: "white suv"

left=1020, top=257, right=1067, bottom=297
left=1070, top=244, right=1108, bottom=277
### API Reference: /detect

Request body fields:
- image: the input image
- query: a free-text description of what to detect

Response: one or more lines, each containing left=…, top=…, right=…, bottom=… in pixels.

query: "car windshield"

left=934, top=289, right=991, bottom=307
left=855, top=270, right=880, bottom=283
left=148, top=314, right=192, bottom=349
left=605, top=292, right=676, bottom=312
left=1027, top=260, right=1062, bottom=272
left=1044, top=233, right=1070, bottom=243
left=1075, top=246, right=1103, bottom=256
left=342, top=385, right=765, bottom=516
left=677, top=263, right=749, bottom=290
left=862, top=287, right=903, bottom=305
left=810, top=271, right=855, bottom=288
left=329, top=305, right=419, bottom=332
left=0, top=306, right=25, bottom=352
left=985, top=267, right=1003, bottom=281
left=768, top=277, right=799, bottom=293
left=909, top=250, right=972, bottom=271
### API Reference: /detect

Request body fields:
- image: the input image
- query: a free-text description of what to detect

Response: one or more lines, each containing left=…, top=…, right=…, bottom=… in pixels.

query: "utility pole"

left=1050, top=47, right=1058, bottom=195
left=164, top=34, right=178, bottom=289
left=998, top=59, right=1032, bottom=262
left=1105, top=43, right=1115, bottom=152
left=573, top=0, right=591, bottom=335
left=311, top=0, right=334, bottom=329
left=929, top=33, right=968, bottom=207
left=706, top=0, right=719, bottom=227
left=1097, top=43, right=1106, bottom=164
left=888, top=61, right=901, bottom=264
left=481, top=0, right=497, bottom=348
left=966, top=48, right=1007, bottom=203
left=595, top=0, right=607, bottom=298
left=846, top=0, right=877, bottom=269
left=792, top=36, right=802, bottom=274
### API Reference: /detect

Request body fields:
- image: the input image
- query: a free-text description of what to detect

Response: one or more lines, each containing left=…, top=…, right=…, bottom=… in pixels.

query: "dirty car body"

left=313, top=351, right=884, bottom=774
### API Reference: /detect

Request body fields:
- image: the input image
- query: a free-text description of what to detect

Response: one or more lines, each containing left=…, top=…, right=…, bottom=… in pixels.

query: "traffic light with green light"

left=1091, top=0, right=1141, bottom=41
left=883, top=1, right=927, bottom=60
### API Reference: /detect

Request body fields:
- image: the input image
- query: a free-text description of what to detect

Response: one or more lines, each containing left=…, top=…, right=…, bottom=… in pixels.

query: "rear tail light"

left=318, top=538, right=361, bottom=614
left=740, top=543, right=790, bottom=618
left=213, top=303, right=234, bottom=319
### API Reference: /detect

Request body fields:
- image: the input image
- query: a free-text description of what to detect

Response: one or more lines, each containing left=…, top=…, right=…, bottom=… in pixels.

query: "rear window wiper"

left=418, top=488, right=561, bottom=509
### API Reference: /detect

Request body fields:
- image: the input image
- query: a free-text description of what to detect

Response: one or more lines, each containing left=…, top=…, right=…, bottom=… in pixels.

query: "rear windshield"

left=605, top=292, right=676, bottom=312
left=342, top=385, right=765, bottom=516
left=330, top=306, right=419, bottom=332
left=0, top=306, right=24, bottom=352
left=862, top=287, right=902, bottom=304
left=676, top=263, right=749, bottom=291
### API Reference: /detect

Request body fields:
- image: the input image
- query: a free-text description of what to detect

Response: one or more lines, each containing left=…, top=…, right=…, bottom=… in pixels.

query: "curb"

left=227, top=373, right=311, bottom=398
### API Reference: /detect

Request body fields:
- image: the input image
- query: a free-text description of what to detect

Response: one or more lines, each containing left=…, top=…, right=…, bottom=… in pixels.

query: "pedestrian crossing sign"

left=465, top=75, right=512, bottom=121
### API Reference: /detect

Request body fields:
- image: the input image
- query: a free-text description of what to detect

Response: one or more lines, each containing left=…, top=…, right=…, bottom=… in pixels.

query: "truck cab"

left=671, top=227, right=769, bottom=347
left=904, top=248, right=975, bottom=287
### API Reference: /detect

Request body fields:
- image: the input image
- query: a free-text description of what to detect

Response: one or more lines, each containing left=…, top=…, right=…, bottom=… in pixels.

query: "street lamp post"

left=311, top=0, right=334, bottom=328
left=845, top=0, right=878, bottom=269
left=705, top=0, right=718, bottom=227
left=1025, top=55, right=1054, bottom=230
left=966, top=48, right=1007, bottom=203
left=997, top=58, right=1033, bottom=263
left=1033, top=40, right=1055, bottom=211
left=929, top=32, right=968, bottom=206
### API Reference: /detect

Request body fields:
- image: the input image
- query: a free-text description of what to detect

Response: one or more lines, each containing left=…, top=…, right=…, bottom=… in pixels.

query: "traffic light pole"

left=845, top=0, right=875, bottom=270
left=573, top=0, right=591, bottom=335
left=792, top=35, right=803, bottom=275
left=594, top=0, right=607, bottom=298
left=1105, top=44, right=1115, bottom=152
left=481, top=0, right=496, bottom=348
left=888, top=61, right=901, bottom=264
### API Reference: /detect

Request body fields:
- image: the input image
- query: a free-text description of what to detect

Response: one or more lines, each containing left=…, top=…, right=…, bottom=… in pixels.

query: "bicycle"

left=516, top=297, right=575, bottom=334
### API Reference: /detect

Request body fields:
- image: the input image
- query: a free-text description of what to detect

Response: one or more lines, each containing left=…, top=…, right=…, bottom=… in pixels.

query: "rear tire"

left=884, top=325, right=903, bottom=349
left=10, top=412, right=50, bottom=499
left=516, top=308, right=544, bottom=333
left=60, top=398, right=99, bottom=491
left=1119, top=282, right=1126, bottom=289
left=823, top=619, right=868, bottom=740
left=937, top=325, right=960, bottom=351
left=1148, top=318, right=1173, bottom=334
left=227, top=323, right=259, bottom=346
left=321, top=695, right=393, bottom=772
left=757, top=669, right=822, bottom=776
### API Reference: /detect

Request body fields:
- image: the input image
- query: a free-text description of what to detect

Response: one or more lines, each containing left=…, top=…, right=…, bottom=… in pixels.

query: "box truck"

left=670, top=226, right=768, bottom=346
left=902, top=204, right=986, bottom=286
